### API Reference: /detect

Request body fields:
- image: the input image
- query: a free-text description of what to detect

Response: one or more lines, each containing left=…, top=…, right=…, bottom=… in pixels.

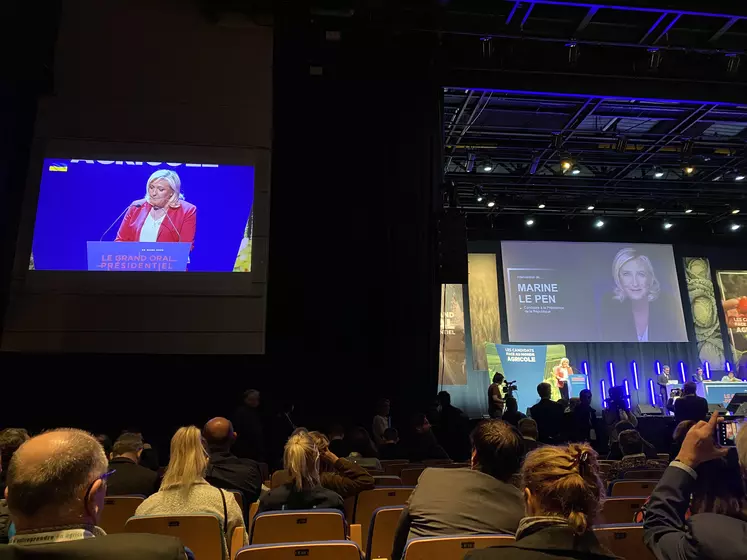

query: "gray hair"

left=612, top=247, right=660, bottom=302
left=6, top=429, right=108, bottom=517
left=145, top=169, right=184, bottom=209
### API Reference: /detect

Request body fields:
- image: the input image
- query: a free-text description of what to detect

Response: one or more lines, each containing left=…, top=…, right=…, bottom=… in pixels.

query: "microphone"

left=163, top=209, right=181, bottom=242
left=99, top=200, right=145, bottom=242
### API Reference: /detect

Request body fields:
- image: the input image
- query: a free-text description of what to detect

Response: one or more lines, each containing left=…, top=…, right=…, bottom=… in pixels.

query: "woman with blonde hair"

left=136, top=426, right=247, bottom=552
left=466, top=443, right=617, bottom=560
left=258, top=429, right=345, bottom=514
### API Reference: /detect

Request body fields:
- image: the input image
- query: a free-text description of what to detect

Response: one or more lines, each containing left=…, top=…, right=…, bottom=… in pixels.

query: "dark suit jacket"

left=0, top=534, right=187, bottom=560
left=106, top=457, right=159, bottom=497
left=674, top=395, right=708, bottom=425
left=391, top=468, right=524, bottom=560
left=466, top=525, right=617, bottom=560
left=601, top=292, right=685, bottom=343
left=529, top=399, right=565, bottom=443
left=205, top=451, right=262, bottom=505
left=644, top=465, right=747, bottom=560
left=257, top=483, right=344, bottom=515
left=657, top=373, right=670, bottom=389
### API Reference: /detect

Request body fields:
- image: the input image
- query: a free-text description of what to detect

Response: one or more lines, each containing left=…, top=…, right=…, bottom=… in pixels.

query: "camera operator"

left=488, top=373, right=506, bottom=419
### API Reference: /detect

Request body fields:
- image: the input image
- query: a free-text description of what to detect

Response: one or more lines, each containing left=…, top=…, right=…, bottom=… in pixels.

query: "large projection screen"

left=501, top=241, right=688, bottom=343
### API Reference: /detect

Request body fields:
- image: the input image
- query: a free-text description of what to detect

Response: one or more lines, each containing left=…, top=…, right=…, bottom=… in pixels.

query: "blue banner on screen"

left=501, top=241, right=688, bottom=343
left=30, top=159, right=254, bottom=272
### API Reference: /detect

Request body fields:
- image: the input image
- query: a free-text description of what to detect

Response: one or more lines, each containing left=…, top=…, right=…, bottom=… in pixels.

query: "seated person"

left=606, top=421, right=658, bottom=460
left=272, top=432, right=374, bottom=499
left=326, top=424, right=348, bottom=457
left=3, top=429, right=186, bottom=560
left=136, top=426, right=247, bottom=556
left=644, top=413, right=747, bottom=560
left=202, top=417, right=262, bottom=505
left=343, top=427, right=382, bottom=470
left=607, top=429, right=666, bottom=480
left=529, top=383, right=565, bottom=444
left=466, top=443, right=617, bottom=560
left=404, top=414, right=450, bottom=463
left=106, top=433, right=160, bottom=497
left=674, top=382, right=709, bottom=424
left=722, top=371, right=741, bottom=382
left=378, top=428, right=405, bottom=460
left=502, top=397, right=527, bottom=428
left=391, top=420, right=524, bottom=560
left=258, top=430, right=345, bottom=514
left=518, top=418, right=540, bottom=453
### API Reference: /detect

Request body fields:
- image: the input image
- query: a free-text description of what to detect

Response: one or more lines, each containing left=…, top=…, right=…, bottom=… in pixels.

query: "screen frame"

left=11, top=138, right=269, bottom=297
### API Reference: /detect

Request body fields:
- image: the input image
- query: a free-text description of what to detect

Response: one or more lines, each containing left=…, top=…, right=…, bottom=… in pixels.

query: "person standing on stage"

left=488, top=373, right=506, bottom=419
left=553, top=358, right=572, bottom=402
left=692, top=366, right=706, bottom=398
left=657, top=365, right=671, bottom=408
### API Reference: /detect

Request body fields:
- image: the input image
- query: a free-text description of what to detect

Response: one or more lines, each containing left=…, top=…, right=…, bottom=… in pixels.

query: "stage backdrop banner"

left=439, top=284, right=467, bottom=385
left=716, top=271, right=747, bottom=374
left=467, top=254, right=502, bottom=371
left=684, top=257, right=726, bottom=369
left=486, top=343, right=567, bottom=413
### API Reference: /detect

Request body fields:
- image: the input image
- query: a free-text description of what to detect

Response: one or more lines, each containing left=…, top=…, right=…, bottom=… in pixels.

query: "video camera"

left=504, top=380, right=518, bottom=399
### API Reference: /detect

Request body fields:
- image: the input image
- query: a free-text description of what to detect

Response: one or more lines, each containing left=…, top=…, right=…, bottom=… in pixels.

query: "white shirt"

left=139, top=211, right=165, bottom=242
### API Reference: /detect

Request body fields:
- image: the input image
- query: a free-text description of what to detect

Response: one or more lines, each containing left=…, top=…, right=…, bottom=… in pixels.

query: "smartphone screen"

left=717, top=419, right=744, bottom=447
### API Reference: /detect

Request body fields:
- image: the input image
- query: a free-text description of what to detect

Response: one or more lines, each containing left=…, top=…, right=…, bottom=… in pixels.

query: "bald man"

left=2, top=429, right=186, bottom=560
left=203, top=417, right=262, bottom=505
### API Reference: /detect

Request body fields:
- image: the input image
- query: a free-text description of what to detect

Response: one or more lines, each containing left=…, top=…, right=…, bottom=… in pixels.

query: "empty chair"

left=366, top=506, right=405, bottom=560
left=623, top=469, right=665, bottom=480
left=354, top=487, right=414, bottom=548
left=247, top=501, right=260, bottom=534
left=594, top=524, right=656, bottom=560
left=422, top=459, right=453, bottom=466
left=367, top=469, right=385, bottom=476
left=609, top=480, right=658, bottom=497
left=344, top=495, right=357, bottom=523
left=99, top=496, right=144, bottom=534
left=384, top=462, right=415, bottom=476
left=373, top=475, right=403, bottom=486
left=250, top=509, right=346, bottom=545
left=403, top=534, right=513, bottom=560
left=657, top=453, right=669, bottom=462
left=125, top=513, right=225, bottom=560
left=401, top=467, right=426, bottom=486
left=599, top=497, right=647, bottom=524
left=380, top=459, right=409, bottom=466
left=236, top=541, right=362, bottom=560
left=229, top=489, right=247, bottom=520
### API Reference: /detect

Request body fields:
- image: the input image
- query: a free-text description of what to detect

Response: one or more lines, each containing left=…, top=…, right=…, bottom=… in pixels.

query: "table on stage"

left=704, top=381, right=747, bottom=408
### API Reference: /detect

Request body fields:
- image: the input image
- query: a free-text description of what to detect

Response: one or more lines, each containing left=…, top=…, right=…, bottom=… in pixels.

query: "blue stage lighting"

left=582, top=361, right=590, bottom=389
left=704, top=361, right=711, bottom=379
left=623, top=379, right=631, bottom=409
left=648, top=378, right=656, bottom=406
left=679, top=362, right=686, bottom=384
left=726, top=361, right=732, bottom=372
left=601, top=380, right=607, bottom=407
left=655, top=361, right=662, bottom=376
left=608, top=361, right=616, bottom=388
left=632, top=361, right=639, bottom=390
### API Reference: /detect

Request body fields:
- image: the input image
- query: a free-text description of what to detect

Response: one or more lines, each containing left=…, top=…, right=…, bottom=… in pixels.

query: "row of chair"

left=269, top=463, right=467, bottom=488
left=233, top=525, right=655, bottom=560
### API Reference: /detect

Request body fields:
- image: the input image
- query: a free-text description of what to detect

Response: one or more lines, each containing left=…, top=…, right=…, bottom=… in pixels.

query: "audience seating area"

left=125, top=513, right=227, bottom=560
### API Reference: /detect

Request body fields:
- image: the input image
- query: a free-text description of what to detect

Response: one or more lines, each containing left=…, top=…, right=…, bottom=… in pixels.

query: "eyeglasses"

left=83, top=469, right=116, bottom=505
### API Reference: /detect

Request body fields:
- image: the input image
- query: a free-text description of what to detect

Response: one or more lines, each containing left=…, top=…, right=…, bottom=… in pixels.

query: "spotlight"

left=587, top=204, right=595, bottom=211
left=684, top=207, right=693, bottom=214
left=538, top=201, right=546, bottom=209
left=476, top=194, right=484, bottom=202
left=636, top=206, right=645, bottom=213
left=683, top=165, right=695, bottom=175
left=487, top=199, right=496, bottom=208
left=731, top=223, right=741, bottom=231
left=483, top=164, right=493, bottom=172
left=594, top=219, right=605, bottom=228
left=474, top=186, right=484, bottom=203
left=571, top=168, right=581, bottom=175
left=526, top=218, right=535, bottom=226
left=736, top=174, right=745, bottom=181
left=732, top=207, right=741, bottom=215
left=663, top=221, right=674, bottom=230
left=653, top=167, right=665, bottom=179
left=560, top=154, right=574, bottom=173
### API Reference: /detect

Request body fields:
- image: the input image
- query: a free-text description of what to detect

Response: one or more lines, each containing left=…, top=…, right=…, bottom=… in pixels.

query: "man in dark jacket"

left=644, top=412, right=743, bottom=560
left=674, top=382, right=709, bottom=425
left=529, top=383, right=565, bottom=444
left=405, top=414, right=450, bottom=462
left=106, top=433, right=159, bottom=497
left=657, top=365, right=671, bottom=407
left=232, top=389, right=265, bottom=462
left=391, top=420, right=525, bottom=560
left=203, top=417, right=262, bottom=505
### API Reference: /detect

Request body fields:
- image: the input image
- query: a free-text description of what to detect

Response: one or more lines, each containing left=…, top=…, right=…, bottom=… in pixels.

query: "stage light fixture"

left=560, top=154, right=574, bottom=173
left=600, top=380, right=607, bottom=407
left=587, top=204, right=595, bottom=211
left=663, top=221, right=673, bottom=230
left=623, top=379, right=631, bottom=409
left=648, top=379, right=656, bottom=407
left=726, top=361, right=732, bottom=373
left=653, top=167, right=665, bottom=179
left=476, top=194, right=484, bottom=202
left=631, top=361, right=639, bottom=390
left=525, top=218, right=535, bottom=226
left=683, top=165, right=695, bottom=175
left=487, top=199, right=496, bottom=208
left=731, top=223, right=741, bottom=231
left=538, top=201, right=546, bottom=209
left=736, top=174, right=745, bottom=181
left=731, top=207, right=741, bottom=215
left=483, top=164, right=493, bottom=172
left=571, top=168, right=581, bottom=175
left=474, top=185, right=484, bottom=203
left=608, top=361, right=616, bottom=387
left=704, top=362, right=711, bottom=380
left=684, top=207, right=693, bottom=214
left=594, top=219, right=605, bottom=228
left=636, top=206, right=645, bottom=213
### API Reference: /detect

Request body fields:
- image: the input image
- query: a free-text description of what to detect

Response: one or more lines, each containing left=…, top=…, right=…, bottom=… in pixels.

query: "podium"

left=704, top=382, right=747, bottom=408
left=87, top=242, right=191, bottom=272
left=568, top=373, right=588, bottom=398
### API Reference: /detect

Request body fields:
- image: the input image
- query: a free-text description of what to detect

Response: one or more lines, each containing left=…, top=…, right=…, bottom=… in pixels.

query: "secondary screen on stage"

left=29, top=159, right=254, bottom=272
left=501, top=241, right=688, bottom=343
